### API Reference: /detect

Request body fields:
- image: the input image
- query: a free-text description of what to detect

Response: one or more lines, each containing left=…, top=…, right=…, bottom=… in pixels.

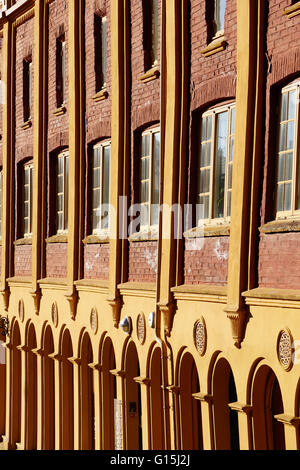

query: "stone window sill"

left=200, top=35, right=227, bottom=57
left=184, top=224, right=230, bottom=238
left=46, top=233, right=68, bottom=243
left=21, top=119, right=32, bottom=130
left=129, top=227, right=158, bottom=242
left=14, top=237, right=32, bottom=245
left=259, top=219, right=300, bottom=234
left=53, top=105, right=66, bottom=116
left=283, top=2, right=300, bottom=18
left=91, top=88, right=108, bottom=102
left=139, top=66, right=160, bottom=84
left=83, top=233, right=110, bottom=244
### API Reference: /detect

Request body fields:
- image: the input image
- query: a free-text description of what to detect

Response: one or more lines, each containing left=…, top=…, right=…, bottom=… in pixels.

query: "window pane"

left=200, top=169, right=210, bottom=194
left=93, top=189, right=100, bottom=209
left=141, top=181, right=149, bottom=204
left=279, top=123, right=287, bottom=152
left=215, top=0, right=226, bottom=32
left=93, top=210, right=100, bottom=231
left=231, top=108, right=236, bottom=134
left=285, top=152, right=293, bottom=181
left=103, top=146, right=110, bottom=206
left=151, top=204, right=159, bottom=226
left=287, top=121, right=294, bottom=150
left=213, top=111, right=228, bottom=218
left=201, top=118, right=207, bottom=142
left=93, top=148, right=100, bottom=167
left=228, top=164, right=233, bottom=190
left=288, top=90, right=296, bottom=120
left=101, top=19, right=107, bottom=84
left=284, top=183, right=292, bottom=211
left=278, top=154, right=285, bottom=182
left=24, top=218, right=29, bottom=235
left=152, top=132, right=160, bottom=205
left=227, top=191, right=232, bottom=217
left=24, top=202, right=29, bottom=218
left=229, top=136, right=234, bottom=162
left=276, top=184, right=284, bottom=212
left=281, top=93, right=288, bottom=122
left=93, top=168, right=100, bottom=188
left=141, top=205, right=149, bottom=227
left=141, top=158, right=150, bottom=180
left=58, top=156, right=63, bottom=173
left=57, top=174, right=63, bottom=193
left=199, top=195, right=210, bottom=220
left=57, top=212, right=63, bottom=231
left=201, top=142, right=211, bottom=167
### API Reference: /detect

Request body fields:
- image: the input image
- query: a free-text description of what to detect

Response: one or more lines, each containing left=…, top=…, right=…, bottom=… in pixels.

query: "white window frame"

left=197, top=102, right=235, bottom=227
left=275, top=81, right=300, bottom=219
left=23, top=163, right=33, bottom=237
left=140, top=126, right=160, bottom=231
left=92, top=140, right=111, bottom=235
left=56, top=150, right=69, bottom=234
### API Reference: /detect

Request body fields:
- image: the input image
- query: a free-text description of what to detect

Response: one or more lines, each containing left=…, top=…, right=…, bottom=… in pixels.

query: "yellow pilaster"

left=107, top=0, right=129, bottom=327
left=225, top=0, right=260, bottom=348
left=31, top=0, right=45, bottom=312
left=34, top=349, right=43, bottom=450
left=17, top=345, right=26, bottom=450
left=229, top=402, right=253, bottom=450
left=48, top=353, right=61, bottom=450
left=66, top=0, right=84, bottom=318
left=89, top=364, right=101, bottom=450
left=193, top=393, right=214, bottom=450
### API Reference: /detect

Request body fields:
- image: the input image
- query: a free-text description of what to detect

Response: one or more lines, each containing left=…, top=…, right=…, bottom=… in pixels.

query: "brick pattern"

left=14, top=245, right=32, bottom=277
left=259, top=1, right=300, bottom=287
left=259, top=233, right=300, bottom=289
left=84, top=244, right=109, bottom=280
left=184, top=237, right=229, bottom=286
left=46, top=243, right=68, bottom=279
left=128, top=241, right=157, bottom=283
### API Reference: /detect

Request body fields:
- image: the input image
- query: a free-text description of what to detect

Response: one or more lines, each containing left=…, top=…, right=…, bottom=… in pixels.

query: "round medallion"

left=90, top=307, right=98, bottom=334
left=51, top=302, right=58, bottom=328
left=193, top=317, right=207, bottom=356
left=18, top=299, right=25, bottom=322
left=277, top=328, right=293, bottom=371
left=137, top=313, right=146, bottom=345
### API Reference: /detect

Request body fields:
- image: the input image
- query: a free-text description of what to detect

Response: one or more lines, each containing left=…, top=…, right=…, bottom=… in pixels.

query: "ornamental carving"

left=18, top=299, right=24, bottom=323
left=193, top=317, right=207, bottom=356
left=90, top=307, right=98, bottom=334
left=51, top=302, right=58, bottom=328
left=277, top=328, right=293, bottom=371
left=137, top=313, right=146, bottom=345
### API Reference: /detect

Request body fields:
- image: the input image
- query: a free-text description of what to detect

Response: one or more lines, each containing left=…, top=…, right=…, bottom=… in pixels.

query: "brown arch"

left=41, top=324, right=55, bottom=450
left=79, top=332, right=94, bottom=450
left=124, top=341, right=142, bottom=450
left=101, top=336, right=116, bottom=450
left=9, top=319, right=21, bottom=449
left=25, top=322, right=37, bottom=450
left=148, top=347, right=165, bottom=450
left=251, top=365, right=285, bottom=450
left=178, top=352, right=203, bottom=450
left=212, top=358, right=240, bottom=450
left=60, top=328, right=74, bottom=450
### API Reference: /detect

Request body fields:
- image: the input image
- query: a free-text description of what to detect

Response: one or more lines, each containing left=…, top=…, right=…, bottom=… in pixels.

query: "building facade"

left=0, top=0, right=299, bottom=450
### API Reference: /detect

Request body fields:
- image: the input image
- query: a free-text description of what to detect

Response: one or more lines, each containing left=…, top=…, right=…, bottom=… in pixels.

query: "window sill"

left=138, top=66, right=160, bottom=84
left=46, top=233, right=68, bottom=243
left=14, top=237, right=32, bottom=245
left=91, top=88, right=109, bottom=102
left=259, top=219, right=300, bottom=234
left=129, top=227, right=158, bottom=242
left=83, top=233, right=110, bottom=244
left=21, top=120, right=32, bottom=130
left=283, top=2, right=300, bottom=18
left=53, top=105, right=66, bottom=116
left=184, top=224, right=230, bottom=238
left=200, top=35, right=227, bottom=57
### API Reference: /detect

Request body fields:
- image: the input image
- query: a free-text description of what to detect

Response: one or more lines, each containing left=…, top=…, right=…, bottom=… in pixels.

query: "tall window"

left=197, top=103, right=235, bottom=224
left=140, top=127, right=160, bottom=229
left=56, top=151, right=69, bottom=233
left=143, top=0, right=159, bottom=70
left=56, top=36, right=66, bottom=107
left=275, top=81, right=300, bottom=216
left=94, top=15, right=107, bottom=92
left=23, top=163, right=33, bottom=237
left=23, top=57, right=32, bottom=122
left=213, top=0, right=226, bottom=37
left=92, top=141, right=110, bottom=233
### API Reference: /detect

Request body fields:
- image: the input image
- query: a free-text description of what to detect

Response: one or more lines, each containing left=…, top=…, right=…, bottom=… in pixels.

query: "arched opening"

left=42, top=325, right=55, bottom=450
left=101, top=337, right=116, bottom=450
left=60, top=329, right=74, bottom=450
left=212, top=358, right=240, bottom=450
left=25, top=323, right=37, bottom=450
left=80, top=333, right=94, bottom=450
left=9, top=321, right=21, bottom=449
left=252, top=365, right=285, bottom=450
left=149, top=347, right=165, bottom=450
left=178, top=352, right=203, bottom=450
left=124, top=342, right=142, bottom=450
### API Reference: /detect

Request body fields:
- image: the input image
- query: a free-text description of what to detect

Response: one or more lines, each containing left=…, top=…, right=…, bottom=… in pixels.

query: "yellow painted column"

left=66, top=0, right=84, bottom=318
left=89, top=364, right=101, bottom=450
left=69, top=357, right=80, bottom=450
left=33, top=349, right=43, bottom=450
left=16, top=345, right=27, bottom=450
left=1, top=342, right=11, bottom=449
left=108, top=0, right=129, bottom=327
left=110, top=369, right=125, bottom=450
left=224, top=0, right=260, bottom=348
left=229, top=402, right=253, bottom=450
left=134, top=377, right=150, bottom=450
left=48, top=352, right=62, bottom=450
left=31, top=0, right=46, bottom=313
left=193, top=393, right=214, bottom=450
left=274, top=414, right=300, bottom=450
left=0, top=19, right=13, bottom=313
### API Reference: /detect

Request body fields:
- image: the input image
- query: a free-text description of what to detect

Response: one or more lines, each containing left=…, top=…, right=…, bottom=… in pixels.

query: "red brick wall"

left=84, top=244, right=109, bottom=280
left=46, top=243, right=68, bottom=279
left=258, top=1, right=300, bottom=288
left=128, top=241, right=157, bottom=283
left=14, top=245, right=32, bottom=277
left=184, top=237, right=229, bottom=286
left=259, top=233, right=300, bottom=289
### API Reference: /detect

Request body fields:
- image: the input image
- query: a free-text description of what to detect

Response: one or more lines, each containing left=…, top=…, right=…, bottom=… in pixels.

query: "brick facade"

left=14, top=244, right=32, bottom=277
left=84, top=243, right=109, bottom=280
left=46, top=243, right=67, bottom=279
left=128, top=241, right=157, bottom=283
